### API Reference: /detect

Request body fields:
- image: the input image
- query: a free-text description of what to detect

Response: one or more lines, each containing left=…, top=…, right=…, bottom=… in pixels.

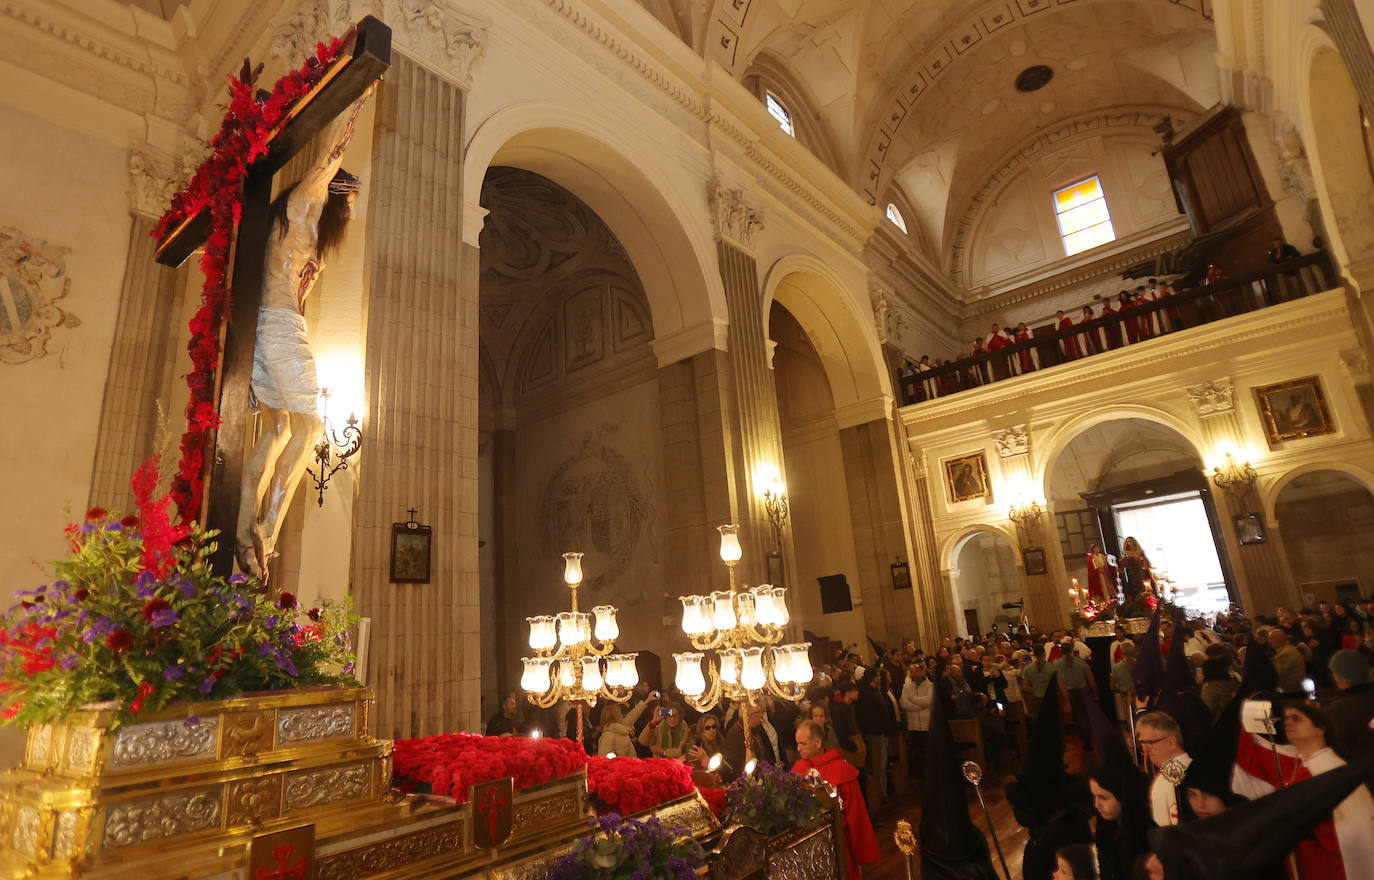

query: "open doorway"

left=1113, top=491, right=1228, bottom=612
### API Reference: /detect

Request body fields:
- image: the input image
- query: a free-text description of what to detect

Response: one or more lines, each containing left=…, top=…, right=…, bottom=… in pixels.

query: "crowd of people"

left=482, top=590, right=1374, bottom=879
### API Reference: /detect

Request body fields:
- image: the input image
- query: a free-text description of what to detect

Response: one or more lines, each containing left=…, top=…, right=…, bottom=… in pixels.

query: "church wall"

left=1274, top=474, right=1374, bottom=600
left=0, top=104, right=133, bottom=592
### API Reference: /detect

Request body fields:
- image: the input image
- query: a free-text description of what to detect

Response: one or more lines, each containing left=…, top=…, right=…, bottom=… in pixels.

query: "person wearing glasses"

left=1136, top=710, right=1192, bottom=826
left=686, top=715, right=725, bottom=772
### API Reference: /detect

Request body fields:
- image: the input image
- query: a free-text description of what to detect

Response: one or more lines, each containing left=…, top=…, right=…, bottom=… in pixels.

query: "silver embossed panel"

left=103, top=788, right=221, bottom=849
left=284, top=763, right=370, bottom=812
left=54, top=810, right=78, bottom=859
left=278, top=704, right=355, bottom=744
left=110, top=717, right=218, bottom=770
left=11, top=806, right=39, bottom=857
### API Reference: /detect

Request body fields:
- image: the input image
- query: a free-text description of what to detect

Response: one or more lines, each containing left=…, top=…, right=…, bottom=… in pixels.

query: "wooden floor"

left=862, top=735, right=1089, bottom=880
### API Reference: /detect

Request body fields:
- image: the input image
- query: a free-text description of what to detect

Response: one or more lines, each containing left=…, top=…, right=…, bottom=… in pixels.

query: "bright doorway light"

left=1113, top=491, right=1228, bottom=613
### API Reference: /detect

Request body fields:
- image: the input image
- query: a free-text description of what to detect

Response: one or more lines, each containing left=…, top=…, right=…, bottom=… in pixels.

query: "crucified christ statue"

left=236, top=86, right=373, bottom=579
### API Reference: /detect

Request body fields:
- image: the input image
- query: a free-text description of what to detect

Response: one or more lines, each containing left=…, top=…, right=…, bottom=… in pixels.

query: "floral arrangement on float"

left=723, top=761, right=826, bottom=836
left=549, top=813, right=704, bottom=880
left=1069, top=588, right=1184, bottom=632
left=585, top=754, right=699, bottom=815
left=391, top=732, right=588, bottom=802
left=150, top=36, right=352, bottom=525
left=0, top=460, right=357, bottom=728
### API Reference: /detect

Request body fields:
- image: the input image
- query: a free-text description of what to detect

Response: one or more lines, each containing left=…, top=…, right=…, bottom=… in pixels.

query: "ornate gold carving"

left=110, top=717, right=218, bottom=769
left=651, top=795, right=719, bottom=839
left=284, top=763, right=371, bottom=812
left=222, top=710, right=276, bottom=759
left=226, top=775, right=284, bottom=827
left=54, top=810, right=79, bottom=859
left=315, top=820, right=466, bottom=880
left=278, top=705, right=355, bottom=744
left=486, top=841, right=579, bottom=880
left=769, top=827, right=837, bottom=880
left=65, top=728, right=101, bottom=774
left=26, top=723, right=53, bottom=769
left=511, top=790, right=581, bottom=833
left=11, top=806, right=40, bottom=857
left=103, top=788, right=222, bottom=849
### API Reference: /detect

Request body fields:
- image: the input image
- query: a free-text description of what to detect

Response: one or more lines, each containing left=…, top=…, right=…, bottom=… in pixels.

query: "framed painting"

left=766, top=552, right=785, bottom=586
left=890, top=560, right=912, bottom=590
left=1022, top=546, right=1047, bottom=576
left=1255, top=376, right=1334, bottom=443
left=944, top=451, right=992, bottom=504
left=1235, top=513, right=1267, bottom=546
left=390, top=519, right=432, bottom=583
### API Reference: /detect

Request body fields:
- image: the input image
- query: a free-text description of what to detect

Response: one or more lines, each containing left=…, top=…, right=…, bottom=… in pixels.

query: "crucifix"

left=154, top=17, right=390, bottom=579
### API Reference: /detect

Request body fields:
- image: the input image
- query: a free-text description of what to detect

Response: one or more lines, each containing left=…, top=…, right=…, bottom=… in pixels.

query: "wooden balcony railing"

left=898, top=252, right=1336, bottom=406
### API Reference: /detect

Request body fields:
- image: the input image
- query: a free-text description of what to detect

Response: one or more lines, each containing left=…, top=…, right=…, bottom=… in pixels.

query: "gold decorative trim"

left=315, top=820, right=466, bottom=880
left=222, top=709, right=275, bottom=760
left=511, top=790, right=580, bottom=833
left=279, top=704, right=356, bottom=744
left=65, top=728, right=101, bottom=775
left=102, top=787, right=222, bottom=850
left=110, top=717, right=218, bottom=770
left=284, top=763, right=371, bottom=812
left=226, top=774, right=284, bottom=827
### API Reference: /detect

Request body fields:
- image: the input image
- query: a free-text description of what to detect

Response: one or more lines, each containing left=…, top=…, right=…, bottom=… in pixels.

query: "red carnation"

left=277, top=591, right=297, bottom=611
left=307, top=607, right=321, bottom=622
left=105, top=630, right=133, bottom=652
left=141, top=598, right=172, bottom=622
left=85, top=507, right=107, bottom=521
left=72, top=588, right=90, bottom=601
left=120, top=514, right=140, bottom=529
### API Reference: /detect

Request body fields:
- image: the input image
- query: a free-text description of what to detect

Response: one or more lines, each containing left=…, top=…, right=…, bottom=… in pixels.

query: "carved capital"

left=128, top=144, right=184, bottom=220
left=1186, top=380, right=1236, bottom=417
left=870, top=288, right=889, bottom=344
left=271, top=0, right=360, bottom=62
left=993, top=425, right=1030, bottom=459
left=382, top=0, right=488, bottom=87
left=707, top=176, right=764, bottom=251
left=1339, top=348, right=1371, bottom=384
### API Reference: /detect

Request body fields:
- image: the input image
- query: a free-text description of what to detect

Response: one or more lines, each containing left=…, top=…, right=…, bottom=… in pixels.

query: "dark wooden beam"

left=154, top=16, right=391, bottom=268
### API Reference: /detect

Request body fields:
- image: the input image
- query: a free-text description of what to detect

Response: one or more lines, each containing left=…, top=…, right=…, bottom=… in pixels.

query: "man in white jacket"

left=899, top=663, right=934, bottom=786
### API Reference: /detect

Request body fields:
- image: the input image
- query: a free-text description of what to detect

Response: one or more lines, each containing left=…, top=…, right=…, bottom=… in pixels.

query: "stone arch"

left=1036, top=404, right=1206, bottom=498
left=464, top=101, right=726, bottom=357
left=943, top=523, right=1020, bottom=572
left=1260, top=460, right=1374, bottom=526
left=761, top=254, right=891, bottom=414
left=1297, top=34, right=1374, bottom=275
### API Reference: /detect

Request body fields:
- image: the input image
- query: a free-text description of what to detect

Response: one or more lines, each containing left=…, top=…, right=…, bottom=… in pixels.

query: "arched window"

left=765, top=91, right=795, bottom=137
left=1053, top=175, right=1116, bottom=256
left=885, top=203, right=908, bottom=234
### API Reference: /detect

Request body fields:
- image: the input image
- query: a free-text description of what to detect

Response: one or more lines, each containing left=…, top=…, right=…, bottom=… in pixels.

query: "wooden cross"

left=154, top=17, right=390, bottom=574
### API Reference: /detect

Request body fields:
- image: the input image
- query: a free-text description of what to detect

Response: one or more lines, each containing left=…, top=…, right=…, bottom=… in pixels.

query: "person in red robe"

left=794, top=719, right=880, bottom=877
left=1101, top=297, right=1123, bottom=349
left=1056, top=310, right=1079, bottom=361
left=987, top=322, right=1012, bottom=380
left=968, top=337, right=988, bottom=386
left=1015, top=321, right=1036, bottom=373
left=1085, top=543, right=1117, bottom=601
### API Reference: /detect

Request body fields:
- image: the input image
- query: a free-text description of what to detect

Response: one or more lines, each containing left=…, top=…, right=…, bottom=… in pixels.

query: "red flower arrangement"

left=151, top=34, right=353, bottom=525
left=391, top=733, right=588, bottom=803
left=585, top=754, right=696, bottom=816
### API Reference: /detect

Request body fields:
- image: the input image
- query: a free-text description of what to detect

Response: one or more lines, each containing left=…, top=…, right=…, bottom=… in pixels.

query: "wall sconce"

left=1007, top=498, right=1043, bottom=528
left=308, top=387, right=362, bottom=506
left=1210, top=451, right=1258, bottom=507
left=762, top=473, right=789, bottom=551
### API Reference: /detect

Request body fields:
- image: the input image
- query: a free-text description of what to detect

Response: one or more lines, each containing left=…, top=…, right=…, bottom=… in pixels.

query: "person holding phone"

left=638, top=700, right=689, bottom=758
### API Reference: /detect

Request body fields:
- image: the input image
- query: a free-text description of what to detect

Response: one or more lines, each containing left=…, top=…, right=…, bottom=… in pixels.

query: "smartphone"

left=651, top=691, right=662, bottom=700
left=656, top=707, right=673, bottom=718
left=1302, top=678, right=1316, bottom=702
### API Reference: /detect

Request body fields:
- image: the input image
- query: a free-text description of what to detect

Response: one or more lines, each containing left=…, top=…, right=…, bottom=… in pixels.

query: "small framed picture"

left=944, top=451, right=992, bottom=504
left=1023, top=546, right=1047, bottom=576
left=890, top=560, right=912, bottom=590
left=390, top=518, right=432, bottom=583
left=1235, top=513, right=1267, bottom=546
left=766, top=552, right=785, bottom=586
left=1255, top=376, right=1334, bottom=444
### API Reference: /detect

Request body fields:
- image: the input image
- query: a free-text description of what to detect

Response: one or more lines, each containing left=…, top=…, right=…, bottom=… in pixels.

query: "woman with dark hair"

left=1233, top=702, right=1374, bottom=879
left=1087, top=763, right=1150, bottom=880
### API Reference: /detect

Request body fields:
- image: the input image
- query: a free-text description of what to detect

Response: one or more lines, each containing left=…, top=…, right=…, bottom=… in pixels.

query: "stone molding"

left=1186, top=380, right=1236, bottom=417
left=1339, top=348, right=1371, bottom=384
left=706, top=176, right=764, bottom=252
left=128, top=144, right=187, bottom=220
left=993, top=425, right=1030, bottom=458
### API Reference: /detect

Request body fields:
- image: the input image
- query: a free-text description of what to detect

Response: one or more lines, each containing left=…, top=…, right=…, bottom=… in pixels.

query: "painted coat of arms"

left=0, top=225, right=78, bottom=364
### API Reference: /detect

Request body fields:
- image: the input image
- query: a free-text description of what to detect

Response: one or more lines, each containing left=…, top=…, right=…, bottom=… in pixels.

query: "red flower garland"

left=152, top=34, right=352, bottom=525
left=585, top=754, right=696, bottom=815
left=391, top=733, right=588, bottom=803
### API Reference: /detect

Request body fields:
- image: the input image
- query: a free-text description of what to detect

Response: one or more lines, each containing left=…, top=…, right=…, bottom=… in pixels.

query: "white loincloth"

left=251, top=306, right=317, bottom=414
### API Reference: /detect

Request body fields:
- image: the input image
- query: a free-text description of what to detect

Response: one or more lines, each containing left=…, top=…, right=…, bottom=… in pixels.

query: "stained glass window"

left=1054, top=176, right=1116, bottom=256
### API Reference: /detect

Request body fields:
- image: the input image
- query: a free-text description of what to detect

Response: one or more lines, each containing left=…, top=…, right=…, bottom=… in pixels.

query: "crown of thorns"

left=328, top=170, right=360, bottom=194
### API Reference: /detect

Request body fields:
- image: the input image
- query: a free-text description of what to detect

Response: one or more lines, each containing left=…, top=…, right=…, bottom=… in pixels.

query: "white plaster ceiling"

left=693, top=0, right=1219, bottom=270
left=1047, top=418, right=1200, bottom=503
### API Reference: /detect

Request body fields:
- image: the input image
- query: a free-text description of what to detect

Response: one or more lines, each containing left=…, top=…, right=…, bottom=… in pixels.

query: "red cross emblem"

left=470, top=777, right=514, bottom=849
left=249, top=827, right=314, bottom=880
left=255, top=844, right=308, bottom=880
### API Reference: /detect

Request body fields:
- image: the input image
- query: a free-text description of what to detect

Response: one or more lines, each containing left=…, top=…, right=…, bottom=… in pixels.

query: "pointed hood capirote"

left=1133, top=607, right=1164, bottom=702
left=1163, top=609, right=1190, bottom=693
left=1086, top=695, right=1152, bottom=879
left=1148, top=753, right=1374, bottom=880
left=1179, top=694, right=1245, bottom=807
left=917, top=679, right=1000, bottom=880
left=1006, top=673, right=1075, bottom=827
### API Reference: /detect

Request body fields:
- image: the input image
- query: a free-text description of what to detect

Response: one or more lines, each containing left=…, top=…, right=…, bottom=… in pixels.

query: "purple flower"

left=174, top=578, right=195, bottom=599
left=228, top=573, right=248, bottom=584
left=105, top=522, right=122, bottom=532
left=58, top=654, right=80, bottom=670
left=259, top=641, right=272, bottom=657
left=135, top=570, right=157, bottom=598
left=266, top=615, right=278, bottom=629
left=197, top=676, right=215, bottom=694
left=163, top=665, right=185, bottom=681
left=80, top=523, right=97, bottom=534
left=81, top=616, right=117, bottom=643
left=184, top=715, right=199, bottom=728
left=150, top=608, right=179, bottom=628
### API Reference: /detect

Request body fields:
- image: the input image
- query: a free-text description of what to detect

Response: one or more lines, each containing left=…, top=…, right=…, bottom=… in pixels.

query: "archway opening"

left=477, top=167, right=666, bottom=733
left=1274, top=470, right=1374, bottom=605
left=1046, top=417, right=1234, bottom=612
left=1306, top=48, right=1374, bottom=271
left=950, top=530, right=1021, bottom=638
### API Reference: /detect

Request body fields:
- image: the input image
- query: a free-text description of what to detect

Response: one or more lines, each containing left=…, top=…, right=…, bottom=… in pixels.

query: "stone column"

left=709, top=179, right=787, bottom=585
left=1321, top=0, right=1374, bottom=120
left=87, top=147, right=185, bottom=509
left=349, top=55, right=480, bottom=739
left=1184, top=380, right=1298, bottom=611
left=901, top=440, right=957, bottom=643
left=838, top=412, right=921, bottom=647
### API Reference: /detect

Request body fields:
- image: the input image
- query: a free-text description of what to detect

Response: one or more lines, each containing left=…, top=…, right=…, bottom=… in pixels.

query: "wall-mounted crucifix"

left=154, top=17, right=391, bottom=581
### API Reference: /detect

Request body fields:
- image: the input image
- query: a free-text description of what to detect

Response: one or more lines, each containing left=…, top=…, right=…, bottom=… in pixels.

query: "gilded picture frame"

left=390, top=520, right=432, bottom=584
left=1255, top=376, right=1334, bottom=444
left=944, top=451, right=992, bottom=503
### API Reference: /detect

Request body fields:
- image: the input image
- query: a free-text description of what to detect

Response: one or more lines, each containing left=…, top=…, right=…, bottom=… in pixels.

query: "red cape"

left=793, top=749, right=880, bottom=875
